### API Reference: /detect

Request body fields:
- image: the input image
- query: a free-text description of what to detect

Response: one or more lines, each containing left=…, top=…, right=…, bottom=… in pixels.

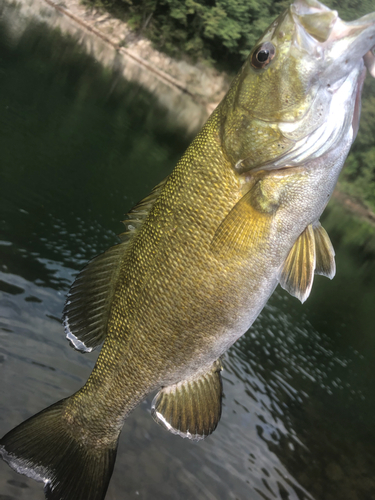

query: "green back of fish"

left=77, top=110, right=241, bottom=404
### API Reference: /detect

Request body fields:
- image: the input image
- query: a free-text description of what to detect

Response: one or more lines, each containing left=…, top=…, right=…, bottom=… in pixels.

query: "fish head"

left=220, top=0, right=375, bottom=174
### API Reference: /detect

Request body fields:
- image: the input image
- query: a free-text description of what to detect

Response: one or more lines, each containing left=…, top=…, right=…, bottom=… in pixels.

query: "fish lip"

left=328, top=18, right=373, bottom=43
left=293, top=0, right=331, bottom=14
left=235, top=2, right=375, bottom=175
left=323, top=13, right=375, bottom=52
left=364, top=46, right=375, bottom=77
left=291, top=0, right=338, bottom=48
left=352, top=65, right=367, bottom=139
left=290, top=1, right=375, bottom=63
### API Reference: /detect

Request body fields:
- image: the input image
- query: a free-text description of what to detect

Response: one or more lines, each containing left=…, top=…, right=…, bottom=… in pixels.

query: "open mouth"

left=352, top=66, right=367, bottom=139
left=364, top=47, right=375, bottom=76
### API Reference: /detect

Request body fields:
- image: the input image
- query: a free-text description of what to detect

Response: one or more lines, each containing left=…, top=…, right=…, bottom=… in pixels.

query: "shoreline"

left=332, top=189, right=375, bottom=228
left=5, top=0, right=229, bottom=134
left=5, top=0, right=375, bottom=224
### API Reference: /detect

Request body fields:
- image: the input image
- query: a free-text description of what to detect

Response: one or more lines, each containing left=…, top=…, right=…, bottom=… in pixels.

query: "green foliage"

left=324, top=0, right=374, bottom=20
left=83, top=0, right=375, bottom=212
left=87, top=0, right=374, bottom=70
left=89, top=0, right=290, bottom=70
left=339, top=77, right=375, bottom=213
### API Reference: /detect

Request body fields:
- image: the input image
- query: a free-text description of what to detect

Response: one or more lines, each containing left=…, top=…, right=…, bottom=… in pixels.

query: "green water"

left=0, top=4, right=375, bottom=500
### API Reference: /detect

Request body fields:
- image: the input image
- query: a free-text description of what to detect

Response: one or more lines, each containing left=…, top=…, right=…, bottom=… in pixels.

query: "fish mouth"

left=256, top=0, right=375, bottom=170
left=364, top=47, right=375, bottom=77
left=351, top=66, right=367, bottom=139
left=232, top=1, right=375, bottom=176
left=292, top=0, right=375, bottom=80
left=293, top=0, right=338, bottom=44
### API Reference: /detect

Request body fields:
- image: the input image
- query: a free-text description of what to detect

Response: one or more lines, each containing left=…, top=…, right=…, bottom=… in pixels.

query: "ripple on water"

left=0, top=6, right=375, bottom=500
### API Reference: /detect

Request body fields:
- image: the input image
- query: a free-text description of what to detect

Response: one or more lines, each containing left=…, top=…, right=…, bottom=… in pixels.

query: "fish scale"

left=1, top=1, right=375, bottom=498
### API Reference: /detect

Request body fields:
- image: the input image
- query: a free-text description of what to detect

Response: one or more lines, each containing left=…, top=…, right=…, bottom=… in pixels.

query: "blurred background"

left=0, top=1, right=375, bottom=499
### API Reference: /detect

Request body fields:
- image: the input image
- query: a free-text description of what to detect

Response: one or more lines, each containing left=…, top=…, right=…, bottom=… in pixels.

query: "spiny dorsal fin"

left=210, top=188, right=275, bottom=258
left=151, top=360, right=223, bottom=441
left=119, top=176, right=168, bottom=242
left=279, top=224, right=316, bottom=303
left=313, top=222, right=336, bottom=279
left=64, top=176, right=169, bottom=352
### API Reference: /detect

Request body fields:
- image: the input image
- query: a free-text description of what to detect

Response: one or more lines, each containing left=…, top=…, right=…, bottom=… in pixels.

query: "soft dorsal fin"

left=210, top=187, right=276, bottom=258
left=151, top=360, right=223, bottom=441
left=63, top=176, right=168, bottom=352
left=279, top=224, right=316, bottom=303
left=63, top=243, right=126, bottom=352
left=313, top=222, right=336, bottom=279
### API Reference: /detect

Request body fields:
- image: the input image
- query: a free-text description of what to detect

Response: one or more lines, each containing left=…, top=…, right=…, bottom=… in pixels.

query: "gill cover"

left=219, top=0, right=375, bottom=174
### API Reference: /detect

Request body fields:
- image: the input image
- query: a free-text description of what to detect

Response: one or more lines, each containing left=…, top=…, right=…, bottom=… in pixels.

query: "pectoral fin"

left=279, top=225, right=316, bottom=303
left=210, top=188, right=274, bottom=257
left=151, top=360, right=223, bottom=441
left=313, top=222, right=336, bottom=279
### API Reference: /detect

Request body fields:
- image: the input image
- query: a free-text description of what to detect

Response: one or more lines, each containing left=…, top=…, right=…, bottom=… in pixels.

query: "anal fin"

left=151, top=360, right=223, bottom=441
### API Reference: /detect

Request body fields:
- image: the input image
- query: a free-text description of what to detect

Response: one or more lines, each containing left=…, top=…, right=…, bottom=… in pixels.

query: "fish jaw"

left=307, top=12, right=375, bottom=84
left=219, top=0, right=375, bottom=175
left=273, top=3, right=375, bottom=166
left=364, top=48, right=375, bottom=77
left=291, top=0, right=375, bottom=70
left=291, top=1, right=375, bottom=111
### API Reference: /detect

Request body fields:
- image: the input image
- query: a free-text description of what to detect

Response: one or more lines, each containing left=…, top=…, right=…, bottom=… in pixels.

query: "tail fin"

left=0, top=399, right=118, bottom=500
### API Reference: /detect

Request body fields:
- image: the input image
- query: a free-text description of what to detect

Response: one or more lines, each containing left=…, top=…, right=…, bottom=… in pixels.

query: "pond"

left=0, top=4, right=375, bottom=500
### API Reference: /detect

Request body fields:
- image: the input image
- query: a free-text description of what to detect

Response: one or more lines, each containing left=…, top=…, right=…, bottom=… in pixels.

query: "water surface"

left=0, top=5, right=375, bottom=500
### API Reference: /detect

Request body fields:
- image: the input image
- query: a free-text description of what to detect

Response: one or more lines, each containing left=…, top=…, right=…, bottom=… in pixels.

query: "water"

left=0, top=4, right=375, bottom=500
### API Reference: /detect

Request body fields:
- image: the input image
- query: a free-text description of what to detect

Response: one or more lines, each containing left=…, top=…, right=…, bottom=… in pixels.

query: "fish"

left=1, top=0, right=375, bottom=498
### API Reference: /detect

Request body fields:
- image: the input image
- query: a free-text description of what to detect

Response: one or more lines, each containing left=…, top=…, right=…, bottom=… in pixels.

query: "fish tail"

left=0, top=398, right=118, bottom=500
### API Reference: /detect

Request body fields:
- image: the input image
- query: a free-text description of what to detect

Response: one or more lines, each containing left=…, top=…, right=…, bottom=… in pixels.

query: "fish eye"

left=251, top=42, right=276, bottom=69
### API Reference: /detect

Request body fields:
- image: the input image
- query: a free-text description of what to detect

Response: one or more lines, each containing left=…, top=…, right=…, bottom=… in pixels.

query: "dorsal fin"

left=119, top=176, right=168, bottom=241
left=279, top=224, right=316, bottom=303
left=151, top=360, right=223, bottom=441
left=63, top=176, right=168, bottom=352
left=313, top=222, right=336, bottom=279
left=63, top=243, right=127, bottom=352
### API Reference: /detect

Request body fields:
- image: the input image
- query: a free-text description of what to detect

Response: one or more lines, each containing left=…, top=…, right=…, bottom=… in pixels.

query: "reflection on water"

left=0, top=4, right=375, bottom=500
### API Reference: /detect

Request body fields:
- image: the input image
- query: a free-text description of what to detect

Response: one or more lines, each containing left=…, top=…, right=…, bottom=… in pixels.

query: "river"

left=0, top=4, right=374, bottom=500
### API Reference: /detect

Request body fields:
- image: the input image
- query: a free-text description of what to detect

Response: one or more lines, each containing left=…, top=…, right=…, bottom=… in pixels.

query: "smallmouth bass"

left=1, top=0, right=375, bottom=498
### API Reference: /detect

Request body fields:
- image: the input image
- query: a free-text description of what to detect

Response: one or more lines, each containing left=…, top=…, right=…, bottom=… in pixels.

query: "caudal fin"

left=0, top=399, right=118, bottom=500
